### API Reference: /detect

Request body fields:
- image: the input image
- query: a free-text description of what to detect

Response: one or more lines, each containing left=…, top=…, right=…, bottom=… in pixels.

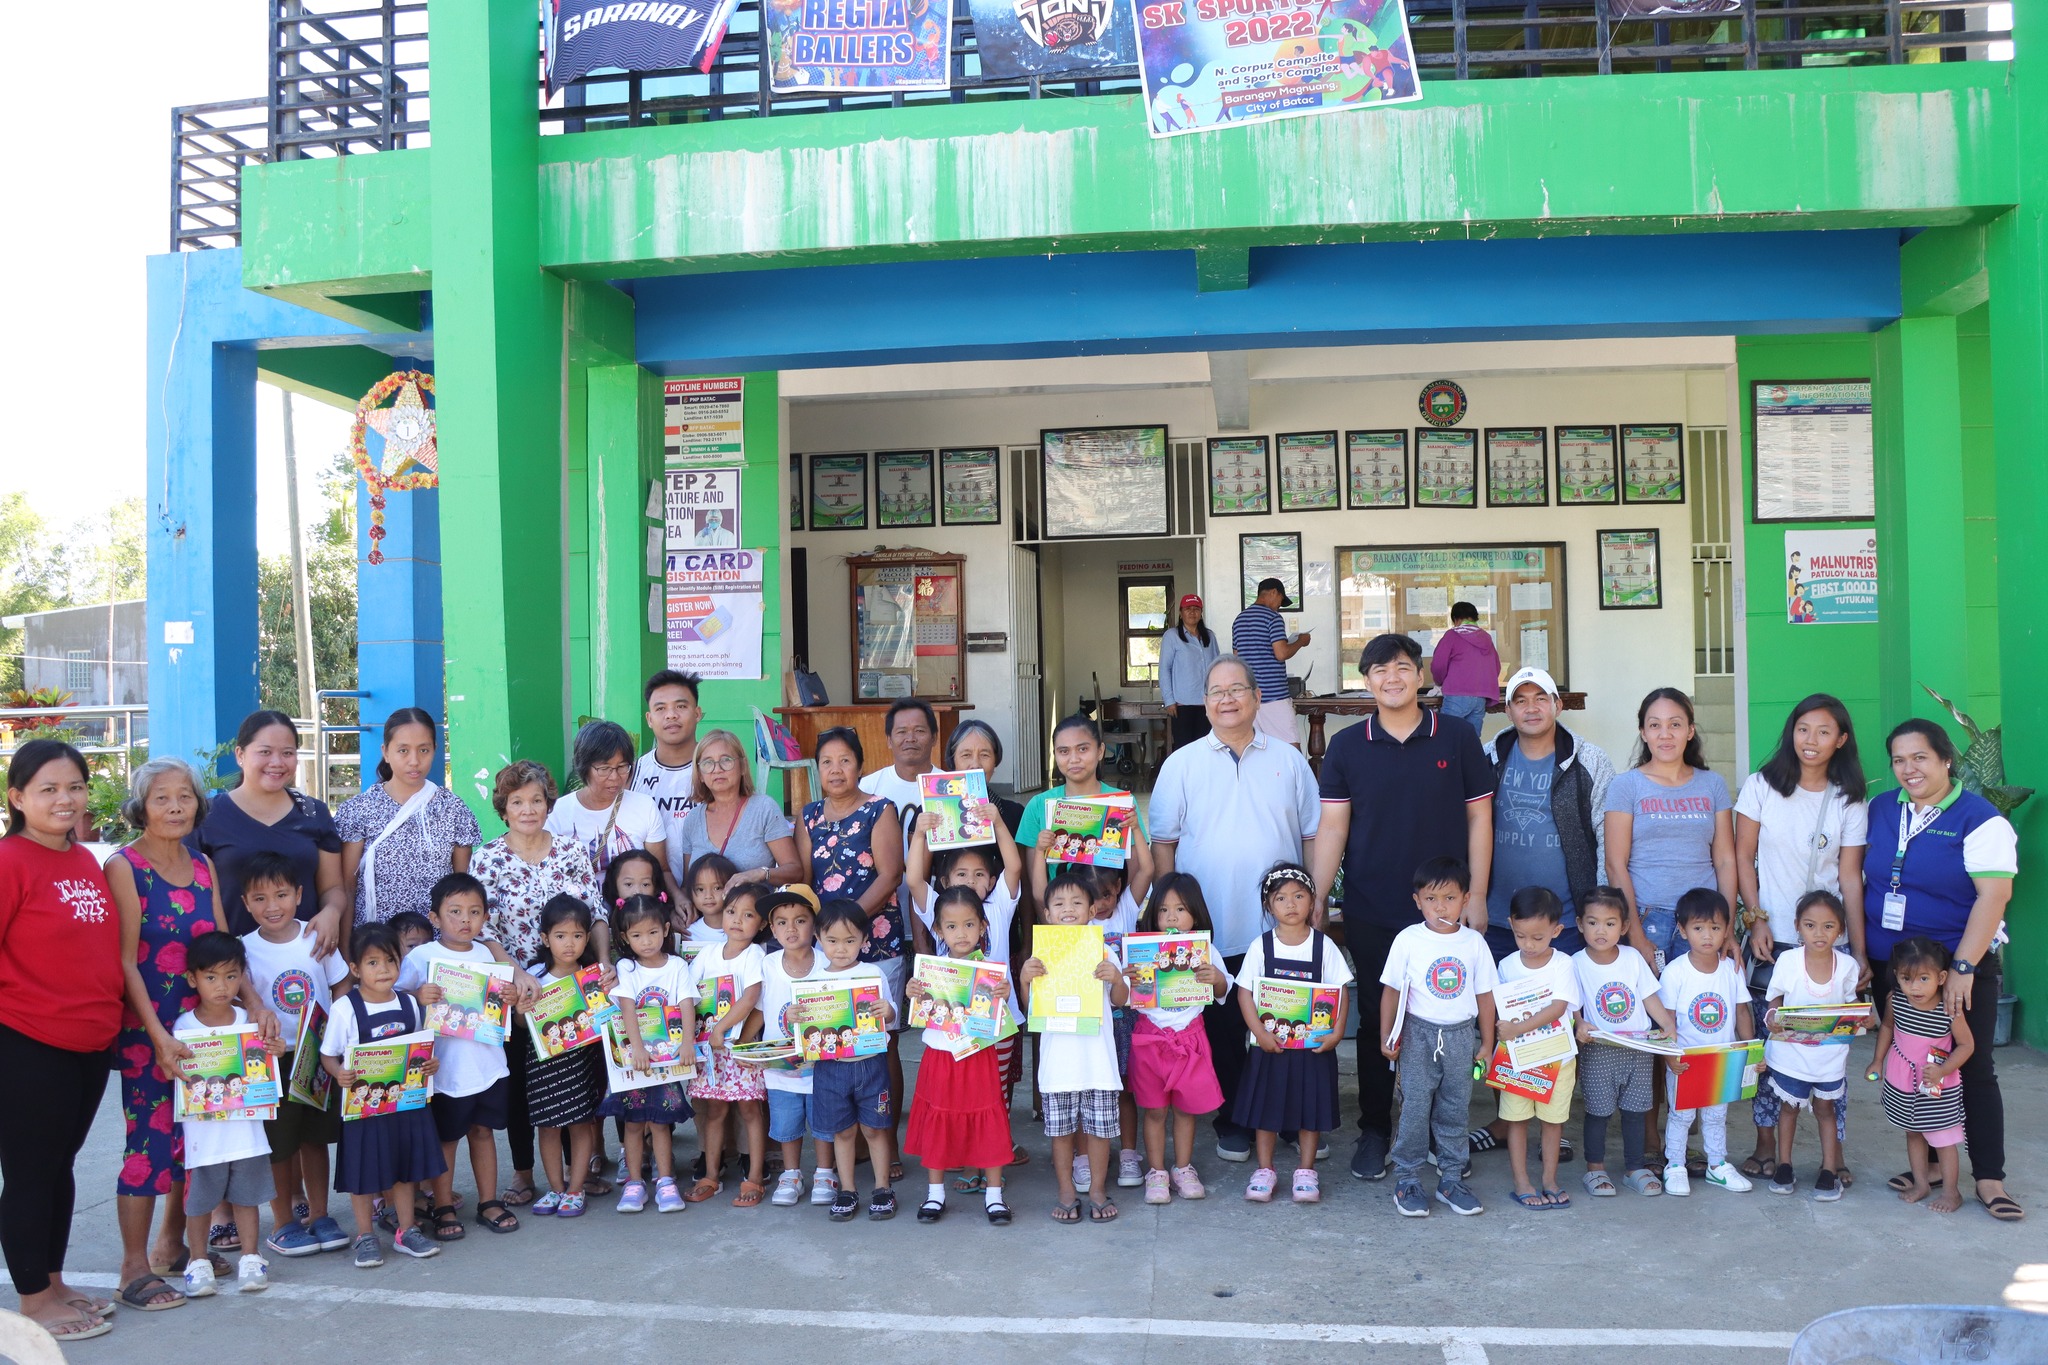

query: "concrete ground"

left=38, top=1038, right=2048, bottom=1363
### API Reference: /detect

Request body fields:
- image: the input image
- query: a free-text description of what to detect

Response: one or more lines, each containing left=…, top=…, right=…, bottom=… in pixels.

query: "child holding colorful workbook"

left=520, top=895, right=611, bottom=1217
left=755, top=891, right=831, bottom=1207
left=1656, top=889, right=1755, bottom=1197
left=809, top=900, right=897, bottom=1221
left=1572, top=887, right=1675, bottom=1198
left=602, top=894, right=697, bottom=1213
left=1494, top=887, right=1582, bottom=1210
left=1124, top=873, right=1231, bottom=1203
left=1020, top=871, right=1128, bottom=1224
left=904, top=886, right=1016, bottom=1225
left=1759, top=890, right=1859, bottom=1201
left=687, top=884, right=769, bottom=1207
left=1237, top=862, right=1349, bottom=1206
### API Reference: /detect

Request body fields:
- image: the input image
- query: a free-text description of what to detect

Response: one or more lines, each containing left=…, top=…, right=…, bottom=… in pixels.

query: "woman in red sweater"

left=0, top=740, right=126, bottom=1342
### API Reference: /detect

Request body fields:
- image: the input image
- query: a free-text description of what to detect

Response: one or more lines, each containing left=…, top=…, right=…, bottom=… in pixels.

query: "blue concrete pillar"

left=356, top=474, right=446, bottom=775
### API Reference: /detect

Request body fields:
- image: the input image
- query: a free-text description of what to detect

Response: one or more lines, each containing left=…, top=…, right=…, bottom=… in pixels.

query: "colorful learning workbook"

left=286, top=999, right=333, bottom=1109
left=1252, top=977, right=1342, bottom=1050
left=600, top=1000, right=696, bottom=1093
left=341, top=1031, right=435, bottom=1120
left=173, top=1023, right=280, bottom=1122
left=1044, top=795, right=1137, bottom=869
left=1768, top=1002, right=1875, bottom=1044
left=1494, top=972, right=1576, bottom=1071
left=728, top=1040, right=810, bottom=1075
left=1672, top=1040, right=1765, bottom=1109
left=1121, top=931, right=1214, bottom=1010
left=423, top=959, right=514, bottom=1045
left=1484, top=1043, right=1565, bottom=1103
left=789, top=978, right=890, bottom=1062
left=1027, top=924, right=1106, bottom=1035
left=907, top=955, right=1014, bottom=1056
left=526, top=971, right=614, bottom=1059
left=919, top=770, right=996, bottom=850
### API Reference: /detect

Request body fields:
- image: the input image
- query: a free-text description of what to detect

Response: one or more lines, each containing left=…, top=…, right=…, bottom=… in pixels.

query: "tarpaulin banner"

left=1133, top=0, right=1419, bottom=138
left=767, top=0, right=955, bottom=93
left=966, top=0, right=1134, bottom=78
left=1610, top=0, right=1740, bottom=15
left=545, top=0, right=740, bottom=93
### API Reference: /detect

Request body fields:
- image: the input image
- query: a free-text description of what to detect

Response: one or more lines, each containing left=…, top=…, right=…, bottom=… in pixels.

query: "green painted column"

left=586, top=363, right=666, bottom=731
left=1988, top=5, right=2048, bottom=1043
left=429, top=0, right=566, bottom=806
left=1872, top=316, right=1970, bottom=728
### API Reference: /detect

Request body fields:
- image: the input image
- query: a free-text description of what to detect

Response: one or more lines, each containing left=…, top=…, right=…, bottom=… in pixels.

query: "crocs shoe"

left=531, top=1191, right=564, bottom=1216
left=557, top=1193, right=587, bottom=1218
left=1170, top=1164, right=1207, bottom=1200
left=811, top=1172, right=839, bottom=1206
left=1117, top=1149, right=1143, bottom=1188
left=772, top=1170, right=805, bottom=1207
left=1143, top=1169, right=1171, bottom=1205
left=264, top=1220, right=320, bottom=1258
left=654, top=1176, right=687, bottom=1213
left=1244, top=1167, right=1277, bottom=1203
left=308, top=1215, right=351, bottom=1252
left=1292, top=1168, right=1321, bottom=1204
left=617, top=1180, right=649, bottom=1214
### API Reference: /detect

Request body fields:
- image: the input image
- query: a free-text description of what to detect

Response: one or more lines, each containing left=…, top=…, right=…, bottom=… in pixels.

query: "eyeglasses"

left=700, top=755, right=739, bottom=772
left=589, top=763, right=631, bottom=778
left=1204, top=684, right=1255, bottom=701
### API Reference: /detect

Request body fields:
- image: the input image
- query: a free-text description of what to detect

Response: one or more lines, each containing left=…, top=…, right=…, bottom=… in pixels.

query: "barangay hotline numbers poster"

left=1133, top=0, right=1420, bottom=137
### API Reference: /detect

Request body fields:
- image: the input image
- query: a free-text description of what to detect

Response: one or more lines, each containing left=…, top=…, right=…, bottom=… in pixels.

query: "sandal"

left=1542, top=1187, right=1571, bottom=1208
left=67, top=1293, right=113, bottom=1319
left=475, top=1198, right=519, bottom=1233
left=1737, top=1156, right=1770, bottom=1179
left=1088, top=1197, right=1119, bottom=1222
left=1582, top=1169, right=1618, bottom=1198
left=584, top=1176, right=615, bottom=1197
left=1509, top=1189, right=1559, bottom=1209
left=685, top=1177, right=722, bottom=1203
left=500, top=1182, right=539, bottom=1208
left=1050, top=1199, right=1082, bottom=1224
left=118, top=1274, right=187, bottom=1312
left=1888, top=1171, right=1944, bottom=1193
left=1980, top=1193, right=2026, bottom=1222
left=37, top=1313, right=111, bottom=1342
left=428, top=1204, right=466, bottom=1241
left=889, top=1161, right=906, bottom=1183
left=207, top=1223, right=241, bottom=1254
left=1622, top=1168, right=1664, bottom=1197
left=953, top=1173, right=988, bottom=1193
left=733, top=1180, right=766, bottom=1208
left=1466, top=1127, right=1500, bottom=1153
left=1839, top=1166, right=1854, bottom=1188
left=1007, top=1144, right=1031, bottom=1166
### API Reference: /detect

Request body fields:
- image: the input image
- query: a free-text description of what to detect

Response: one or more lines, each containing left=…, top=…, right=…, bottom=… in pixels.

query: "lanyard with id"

left=1883, top=800, right=1943, bottom=933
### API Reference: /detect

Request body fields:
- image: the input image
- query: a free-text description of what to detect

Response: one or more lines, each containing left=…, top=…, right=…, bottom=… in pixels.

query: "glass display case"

left=848, top=549, right=966, bottom=701
left=1337, top=543, right=1570, bottom=691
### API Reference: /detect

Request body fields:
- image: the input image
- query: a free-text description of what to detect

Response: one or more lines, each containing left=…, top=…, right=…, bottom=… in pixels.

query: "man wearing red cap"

left=1157, top=594, right=1220, bottom=751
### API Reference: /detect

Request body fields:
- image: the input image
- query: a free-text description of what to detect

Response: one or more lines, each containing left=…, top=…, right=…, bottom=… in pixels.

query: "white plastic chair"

left=1789, top=1305, right=2048, bottom=1364
left=0, top=1310, right=68, bottom=1365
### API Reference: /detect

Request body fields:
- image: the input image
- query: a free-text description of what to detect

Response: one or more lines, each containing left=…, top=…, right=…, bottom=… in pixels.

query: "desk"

left=772, top=704, right=974, bottom=808
left=1296, top=694, right=1586, bottom=773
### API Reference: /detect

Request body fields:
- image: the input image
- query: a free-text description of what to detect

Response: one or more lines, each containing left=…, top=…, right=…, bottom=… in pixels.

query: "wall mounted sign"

left=1345, top=430, right=1408, bottom=509
left=1597, top=528, right=1662, bottom=610
left=664, top=467, right=742, bottom=548
left=1239, top=532, right=1302, bottom=612
left=876, top=449, right=936, bottom=528
left=966, top=0, right=1133, bottom=77
left=1554, top=425, right=1619, bottom=506
left=1751, top=381, right=1873, bottom=522
left=808, top=453, right=869, bottom=530
left=1418, top=378, right=1468, bottom=428
left=1414, top=427, right=1477, bottom=508
left=1784, top=528, right=1877, bottom=625
left=1042, top=426, right=1170, bottom=538
left=1277, top=431, right=1340, bottom=512
left=1621, top=422, right=1687, bottom=505
left=1208, top=436, right=1271, bottom=517
left=663, top=377, right=746, bottom=466
left=940, top=447, right=1002, bottom=525
left=1484, top=428, right=1549, bottom=508
left=767, top=0, right=953, bottom=93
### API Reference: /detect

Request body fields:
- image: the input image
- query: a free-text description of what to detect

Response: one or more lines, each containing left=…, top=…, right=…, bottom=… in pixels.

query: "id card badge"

left=1881, top=893, right=1908, bottom=933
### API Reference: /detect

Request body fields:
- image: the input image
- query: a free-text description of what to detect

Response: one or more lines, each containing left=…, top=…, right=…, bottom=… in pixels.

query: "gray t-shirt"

left=1601, top=766, right=1733, bottom=911
left=1487, top=746, right=1573, bottom=928
left=676, top=793, right=795, bottom=880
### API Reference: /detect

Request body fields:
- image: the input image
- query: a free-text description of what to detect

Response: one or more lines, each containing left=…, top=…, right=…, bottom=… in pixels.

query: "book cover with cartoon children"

left=908, top=955, right=1015, bottom=1056
left=919, top=769, right=996, bottom=850
left=174, top=1023, right=281, bottom=1122
left=1483, top=1042, right=1565, bottom=1103
left=1121, top=931, right=1213, bottom=1010
left=1767, top=1001, right=1875, bottom=1045
left=286, top=999, right=333, bottom=1109
left=423, top=959, right=513, bottom=1046
left=1252, top=978, right=1341, bottom=1051
left=728, top=1039, right=811, bottom=1074
left=1027, top=924, right=1106, bottom=1035
left=789, top=978, right=889, bottom=1062
left=600, top=1000, right=696, bottom=1093
left=341, top=1031, right=435, bottom=1120
left=526, top=973, right=611, bottom=1059
left=1044, top=795, right=1136, bottom=870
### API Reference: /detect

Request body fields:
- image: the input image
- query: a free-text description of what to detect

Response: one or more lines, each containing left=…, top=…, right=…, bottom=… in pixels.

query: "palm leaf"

left=1921, top=684, right=2034, bottom=817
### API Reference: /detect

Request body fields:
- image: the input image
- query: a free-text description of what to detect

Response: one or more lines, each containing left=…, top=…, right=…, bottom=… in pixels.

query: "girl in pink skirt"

left=686, top=885, right=769, bottom=1206
left=1123, top=873, right=1232, bottom=1204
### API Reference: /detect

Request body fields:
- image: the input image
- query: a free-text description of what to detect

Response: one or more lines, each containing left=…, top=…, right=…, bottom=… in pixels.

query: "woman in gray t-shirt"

left=673, top=729, right=800, bottom=891
left=1601, top=687, right=1735, bottom=970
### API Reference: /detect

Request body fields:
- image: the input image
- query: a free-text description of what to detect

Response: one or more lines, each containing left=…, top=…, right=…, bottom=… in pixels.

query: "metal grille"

left=172, top=98, right=271, bottom=250
left=1689, top=425, right=1736, bottom=677
left=270, top=0, right=430, bottom=159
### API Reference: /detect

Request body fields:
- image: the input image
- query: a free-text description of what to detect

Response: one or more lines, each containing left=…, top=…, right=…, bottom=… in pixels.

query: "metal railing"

left=303, top=688, right=367, bottom=804
left=0, top=704, right=149, bottom=772
left=172, top=0, right=2014, bottom=248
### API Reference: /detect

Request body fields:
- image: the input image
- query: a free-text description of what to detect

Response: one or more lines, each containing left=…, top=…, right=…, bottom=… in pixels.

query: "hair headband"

left=1261, top=867, right=1314, bottom=900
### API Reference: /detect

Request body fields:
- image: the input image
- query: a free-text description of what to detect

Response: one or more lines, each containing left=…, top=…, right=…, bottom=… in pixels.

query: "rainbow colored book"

left=1673, top=1040, right=1764, bottom=1108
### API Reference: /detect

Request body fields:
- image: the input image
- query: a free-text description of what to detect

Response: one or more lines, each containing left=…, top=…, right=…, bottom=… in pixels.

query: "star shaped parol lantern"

left=350, top=370, right=439, bottom=564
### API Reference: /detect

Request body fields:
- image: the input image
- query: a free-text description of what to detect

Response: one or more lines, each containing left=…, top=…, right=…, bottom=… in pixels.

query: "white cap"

left=1504, top=666, right=1560, bottom=701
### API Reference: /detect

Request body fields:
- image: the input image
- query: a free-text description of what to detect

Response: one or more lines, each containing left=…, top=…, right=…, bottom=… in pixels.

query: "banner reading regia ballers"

left=1133, top=0, right=1419, bottom=137
left=766, top=0, right=953, bottom=93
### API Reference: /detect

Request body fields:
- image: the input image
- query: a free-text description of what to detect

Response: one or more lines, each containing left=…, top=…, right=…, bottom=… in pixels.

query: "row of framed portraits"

left=1208, top=425, right=1687, bottom=515
left=1243, top=526, right=1666, bottom=616
left=794, top=448, right=1001, bottom=532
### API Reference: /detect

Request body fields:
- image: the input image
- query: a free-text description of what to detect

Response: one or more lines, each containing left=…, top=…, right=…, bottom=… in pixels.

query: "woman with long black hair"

left=1157, top=594, right=1220, bottom=751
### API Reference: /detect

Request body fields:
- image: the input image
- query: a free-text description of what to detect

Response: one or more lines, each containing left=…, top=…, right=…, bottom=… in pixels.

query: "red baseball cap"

left=1179, top=594, right=1203, bottom=611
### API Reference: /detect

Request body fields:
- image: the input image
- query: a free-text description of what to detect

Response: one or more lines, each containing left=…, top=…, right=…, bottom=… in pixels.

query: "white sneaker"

left=1117, top=1149, right=1143, bottom=1188
left=183, top=1258, right=218, bottom=1298
left=810, top=1172, right=839, bottom=1206
left=771, top=1170, right=805, bottom=1207
left=237, top=1253, right=270, bottom=1293
left=1072, top=1155, right=1092, bottom=1195
left=1705, top=1161, right=1753, bottom=1193
left=1663, top=1163, right=1692, bottom=1197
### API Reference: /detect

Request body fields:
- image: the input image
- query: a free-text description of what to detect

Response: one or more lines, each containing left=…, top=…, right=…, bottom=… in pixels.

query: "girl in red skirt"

left=903, top=886, right=1016, bottom=1226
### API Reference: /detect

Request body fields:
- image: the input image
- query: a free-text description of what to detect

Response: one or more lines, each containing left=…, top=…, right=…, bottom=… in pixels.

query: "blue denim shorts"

left=810, top=1055, right=889, bottom=1139
left=767, top=1087, right=812, bottom=1144
left=1639, top=905, right=1683, bottom=971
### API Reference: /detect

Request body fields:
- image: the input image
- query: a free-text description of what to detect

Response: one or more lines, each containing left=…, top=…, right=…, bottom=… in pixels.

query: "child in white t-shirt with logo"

left=1572, top=887, right=1676, bottom=1198
left=1379, top=856, right=1497, bottom=1219
left=1656, top=888, right=1755, bottom=1196
left=1494, top=887, right=1584, bottom=1209
left=1760, top=890, right=1860, bottom=1201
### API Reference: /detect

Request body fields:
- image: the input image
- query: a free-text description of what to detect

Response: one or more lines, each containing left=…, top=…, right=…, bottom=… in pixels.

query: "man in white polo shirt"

left=1150, top=654, right=1321, bottom=1162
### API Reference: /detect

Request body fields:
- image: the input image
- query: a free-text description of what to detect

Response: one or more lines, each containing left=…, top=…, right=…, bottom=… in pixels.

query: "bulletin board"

left=1335, top=543, right=1569, bottom=691
left=848, top=550, right=966, bottom=701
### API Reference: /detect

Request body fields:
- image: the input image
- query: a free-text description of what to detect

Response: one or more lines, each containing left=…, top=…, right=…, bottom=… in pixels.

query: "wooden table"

left=1296, top=693, right=1586, bottom=772
left=772, top=703, right=974, bottom=808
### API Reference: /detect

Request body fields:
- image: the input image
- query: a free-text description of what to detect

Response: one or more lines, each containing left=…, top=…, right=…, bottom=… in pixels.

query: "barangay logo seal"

left=1418, top=378, right=1468, bottom=428
left=1690, top=992, right=1729, bottom=1032
left=1596, top=982, right=1636, bottom=1022
left=271, top=969, right=316, bottom=1018
left=1425, top=957, right=1467, bottom=1000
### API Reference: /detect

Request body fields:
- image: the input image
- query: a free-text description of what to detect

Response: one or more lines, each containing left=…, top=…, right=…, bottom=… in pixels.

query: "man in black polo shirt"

left=1311, top=633, right=1494, bottom=1181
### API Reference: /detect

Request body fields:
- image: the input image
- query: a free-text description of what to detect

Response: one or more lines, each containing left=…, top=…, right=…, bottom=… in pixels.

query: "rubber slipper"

left=67, top=1293, right=113, bottom=1318
left=1509, top=1190, right=1556, bottom=1209
left=733, top=1180, right=766, bottom=1208
left=952, top=1173, right=987, bottom=1193
left=685, top=1178, right=722, bottom=1203
left=1980, top=1193, right=2026, bottom=1222
left=1007, top=1144, right=1031, bottom=1167
left=1050, top=1199, right=1081, bottom=1224
left=499, top=1183, right=539, bottom=1208
left=1087, top=1197, right=1119, bottom=1222
left=1582, top=1169, right=1618, bottom=1197
left=40, top=1313, right=111, bottom=1341
left=118, top=1275, right=187, bottom=1312
left=1738, top=1156, right=1770, bottom=1179
left=1466, top=1128, right=1500, bottom=1153
left=1888, top=1171, right=1944, bottom=1193
left=1542, top=1187, right=1571, bottom=1207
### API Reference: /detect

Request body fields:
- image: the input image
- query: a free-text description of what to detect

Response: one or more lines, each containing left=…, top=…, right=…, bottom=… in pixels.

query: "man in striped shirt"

left=1231, top=578, right=1310, bottom=748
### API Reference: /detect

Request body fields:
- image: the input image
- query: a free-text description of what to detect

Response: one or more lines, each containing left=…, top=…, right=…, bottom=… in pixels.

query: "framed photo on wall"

left=1554, top=425, right=1618, bottom=506
left=808, top=453, right=868, bottom=531
left=1042, top=426, right=1170, bottom=539
left=1414, top=428, right=1477, bottom=508
left=1208, top=436, right=1271, bottom=516
left=1597, top=528, right=1663, bottom=610
left=1345, top=430, right=1409, bottom=509
left=1239, top=532, right=1302, bottom=612
left=789, top=451, right=804, bottom=531
left=939, top=447, right=1001, bottom=525
left=1621, top=423, right=1686, bottom=504
left=1484, top=428, right=1549, bottom=507
left=874, top=449, right=936, bottom=529
left=1276, top=431, right=1340, bottom=511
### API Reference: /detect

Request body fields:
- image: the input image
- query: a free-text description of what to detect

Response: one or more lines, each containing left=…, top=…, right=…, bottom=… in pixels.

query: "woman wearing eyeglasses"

left=545, top=720, right=672, bottom=883
left=674, top=729, right=801, bottom=893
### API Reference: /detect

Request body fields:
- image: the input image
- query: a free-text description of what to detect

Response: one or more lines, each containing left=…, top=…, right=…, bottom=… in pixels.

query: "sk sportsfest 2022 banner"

left=1134, top=0, right=1418, bottom=136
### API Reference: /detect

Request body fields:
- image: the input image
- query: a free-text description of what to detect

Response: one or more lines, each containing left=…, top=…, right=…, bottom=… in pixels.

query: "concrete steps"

left=1693, top=674, right=1738, bottom=778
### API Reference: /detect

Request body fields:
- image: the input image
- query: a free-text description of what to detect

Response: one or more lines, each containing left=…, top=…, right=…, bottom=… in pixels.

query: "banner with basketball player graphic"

left=966, top=0, right=1134, bottom=78
left=1133, top=0, right=1418, bottom=137
left=766, top=0, right=954, bottom=92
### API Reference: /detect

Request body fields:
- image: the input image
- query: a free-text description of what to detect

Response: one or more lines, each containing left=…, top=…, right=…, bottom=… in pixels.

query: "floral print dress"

left=802, top=797, right=901, bottom=962
left=115, top=847, right=221, bottom=1196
